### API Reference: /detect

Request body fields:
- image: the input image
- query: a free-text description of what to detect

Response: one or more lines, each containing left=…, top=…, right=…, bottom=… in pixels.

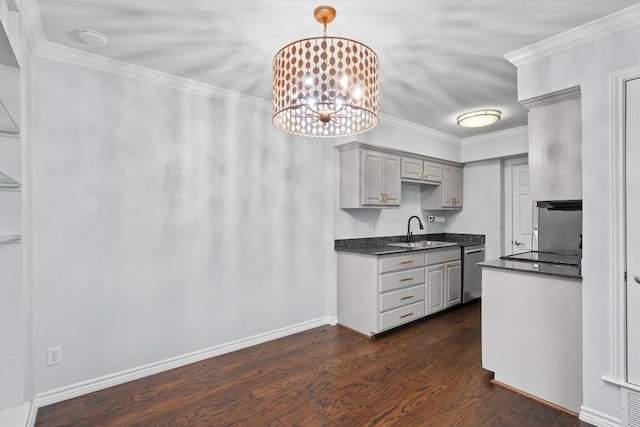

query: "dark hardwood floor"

left=36, top=302, right=591, bottom=426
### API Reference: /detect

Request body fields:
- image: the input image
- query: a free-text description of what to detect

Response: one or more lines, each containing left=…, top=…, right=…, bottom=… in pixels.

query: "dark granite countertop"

left=479, top=259, right=582, bottom=280
left=335, top=233, right=485, bottom=256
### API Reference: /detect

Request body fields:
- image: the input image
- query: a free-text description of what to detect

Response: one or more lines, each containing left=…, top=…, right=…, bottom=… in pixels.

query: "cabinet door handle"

left=399, top=260, right=414, bottom=265
left=400, top=295, right=414, bottom=301
left=399, top=312, right=414, bottom=319
left=399, top=277, right=414, bottom=282
left=635, top=274, right=640, bottom=284
left=440, top=266, right=445, bottom=270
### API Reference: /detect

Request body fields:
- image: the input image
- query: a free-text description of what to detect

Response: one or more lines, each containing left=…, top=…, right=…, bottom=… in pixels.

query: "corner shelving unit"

left=0, top=94, right=22, bottom=246
left=0, top=21, right=26, bottom=416
left=0, top=171, right=21, bottom=244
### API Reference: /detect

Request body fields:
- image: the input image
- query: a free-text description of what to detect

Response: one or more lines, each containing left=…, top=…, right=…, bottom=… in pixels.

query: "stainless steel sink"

left=387, top=241, right=457, bottom=249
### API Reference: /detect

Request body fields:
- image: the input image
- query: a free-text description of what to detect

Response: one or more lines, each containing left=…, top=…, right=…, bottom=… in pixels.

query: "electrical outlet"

left=47, top=346, right=62, bottom=366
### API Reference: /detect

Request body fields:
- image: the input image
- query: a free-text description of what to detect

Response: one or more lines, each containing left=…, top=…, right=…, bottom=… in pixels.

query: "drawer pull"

left=399, top=260, right=414, bottom=265
left=399, top=277, right=414, bottom=282
left=400, top=295, right=414, bottom=301
left=399, top=312, right=414, bottom=319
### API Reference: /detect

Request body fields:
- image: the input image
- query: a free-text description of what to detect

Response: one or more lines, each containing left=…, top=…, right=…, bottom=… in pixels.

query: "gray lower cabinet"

left=445, top=260, right=462, bottom=307
left=426, top=264, right=445, bottom=314
left=337, top=247, right=461, bottom=336
left=425, top=249, right=461, bottom=314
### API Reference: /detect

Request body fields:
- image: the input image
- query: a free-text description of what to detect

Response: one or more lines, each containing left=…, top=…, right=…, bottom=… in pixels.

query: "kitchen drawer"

left=379, top=253, right=425, bottom=273
left=379, top=301, right=425, bottom=331
left=380, top=284, right=426, bottom=312
left=379, top=267, right=425, bottom=292
left=425, top=247, right=460, bottom=266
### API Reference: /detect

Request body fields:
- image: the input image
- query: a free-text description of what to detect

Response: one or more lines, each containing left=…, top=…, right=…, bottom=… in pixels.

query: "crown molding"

left=379, top=114, right=461, bottom=145
left=37, top=40, right=271, bottom=111
left=17, top=0, right=271, bottom=111
left=520, top=86, right=581, bottom=109
left=505, top=3, right=640, bottom=67
left=460, top=125, right=528, bottom=146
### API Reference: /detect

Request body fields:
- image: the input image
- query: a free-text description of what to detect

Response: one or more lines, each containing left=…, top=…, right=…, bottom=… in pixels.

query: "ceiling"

left=33, top=0, right=640, bottom=138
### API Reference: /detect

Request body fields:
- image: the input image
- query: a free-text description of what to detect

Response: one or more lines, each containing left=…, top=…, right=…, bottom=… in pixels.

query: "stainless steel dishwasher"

left=462, top=245, right=485, bottom=303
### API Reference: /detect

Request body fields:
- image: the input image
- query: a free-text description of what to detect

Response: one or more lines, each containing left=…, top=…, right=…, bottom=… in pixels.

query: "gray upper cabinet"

left=421, top=164, right=463, bottom=210
left=401, top=157, right=442, bottom=183
left=424, top=160, right=443, bottom=183
left=401, top=156, right=423, bottom=181
left=338, top=142, right=462, bottom=210
left=339, top=144, right=401, bottom=208
left=522, top=87, right=582, bottom=202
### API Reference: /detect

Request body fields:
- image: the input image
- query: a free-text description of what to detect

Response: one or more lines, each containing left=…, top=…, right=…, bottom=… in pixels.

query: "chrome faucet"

left=406, top=215, right=424, bottom=243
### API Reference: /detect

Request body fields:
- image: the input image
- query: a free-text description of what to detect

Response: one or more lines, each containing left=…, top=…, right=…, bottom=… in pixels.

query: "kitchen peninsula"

left=479, top=255, right=582, bottom=414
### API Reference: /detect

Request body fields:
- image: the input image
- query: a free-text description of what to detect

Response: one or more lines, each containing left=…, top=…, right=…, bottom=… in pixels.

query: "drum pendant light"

left=272, top=6, right=379, bottom=138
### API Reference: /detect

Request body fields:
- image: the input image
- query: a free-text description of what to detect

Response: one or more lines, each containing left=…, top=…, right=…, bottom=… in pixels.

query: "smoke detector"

left=77, top=29, right=108, bottom=47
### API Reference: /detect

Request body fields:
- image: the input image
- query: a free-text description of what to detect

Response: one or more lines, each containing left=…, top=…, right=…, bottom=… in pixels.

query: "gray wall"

left=30, top=57, right=335, bottom=393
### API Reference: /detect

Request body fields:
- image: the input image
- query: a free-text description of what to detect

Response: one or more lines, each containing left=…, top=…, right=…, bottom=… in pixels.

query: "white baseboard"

left=580, top=406, right=622, bottom=427
left=0, top=402, right=30, bottom=427
left=29, top=316, right=336, bottom=426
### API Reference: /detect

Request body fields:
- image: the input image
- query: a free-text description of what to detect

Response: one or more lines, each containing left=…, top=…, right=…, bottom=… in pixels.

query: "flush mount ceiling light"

left=272, top=5, right=379, bottom=138
left=77, top=28, right=108, bottom=47
left=456, top=109, right=502, bottom=128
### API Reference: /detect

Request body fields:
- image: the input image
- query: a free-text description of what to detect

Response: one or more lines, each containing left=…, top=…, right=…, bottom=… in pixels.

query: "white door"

left=626, top=77, right=640, bottom=386
left=511, top=163, right=533, bottom=254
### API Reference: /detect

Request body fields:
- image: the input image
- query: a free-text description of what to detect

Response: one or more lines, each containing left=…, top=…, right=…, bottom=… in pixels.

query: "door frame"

left=609, top=66, right=640, bottom=386
left=503, top=156, right=529, bottom=256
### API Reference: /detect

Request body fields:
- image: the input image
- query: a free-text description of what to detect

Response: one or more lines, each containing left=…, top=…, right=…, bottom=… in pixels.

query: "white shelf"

left=0, top=171, right=20, bottom=189
left=0, top=235, right=21, bottom=245
left=0, top=98, right=19, bottom=135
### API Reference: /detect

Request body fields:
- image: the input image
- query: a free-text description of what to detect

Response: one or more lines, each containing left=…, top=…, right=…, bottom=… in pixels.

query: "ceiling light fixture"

left=456, top=109, right=502, bottom=128
left=272, top=6, right=379, bottom=138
